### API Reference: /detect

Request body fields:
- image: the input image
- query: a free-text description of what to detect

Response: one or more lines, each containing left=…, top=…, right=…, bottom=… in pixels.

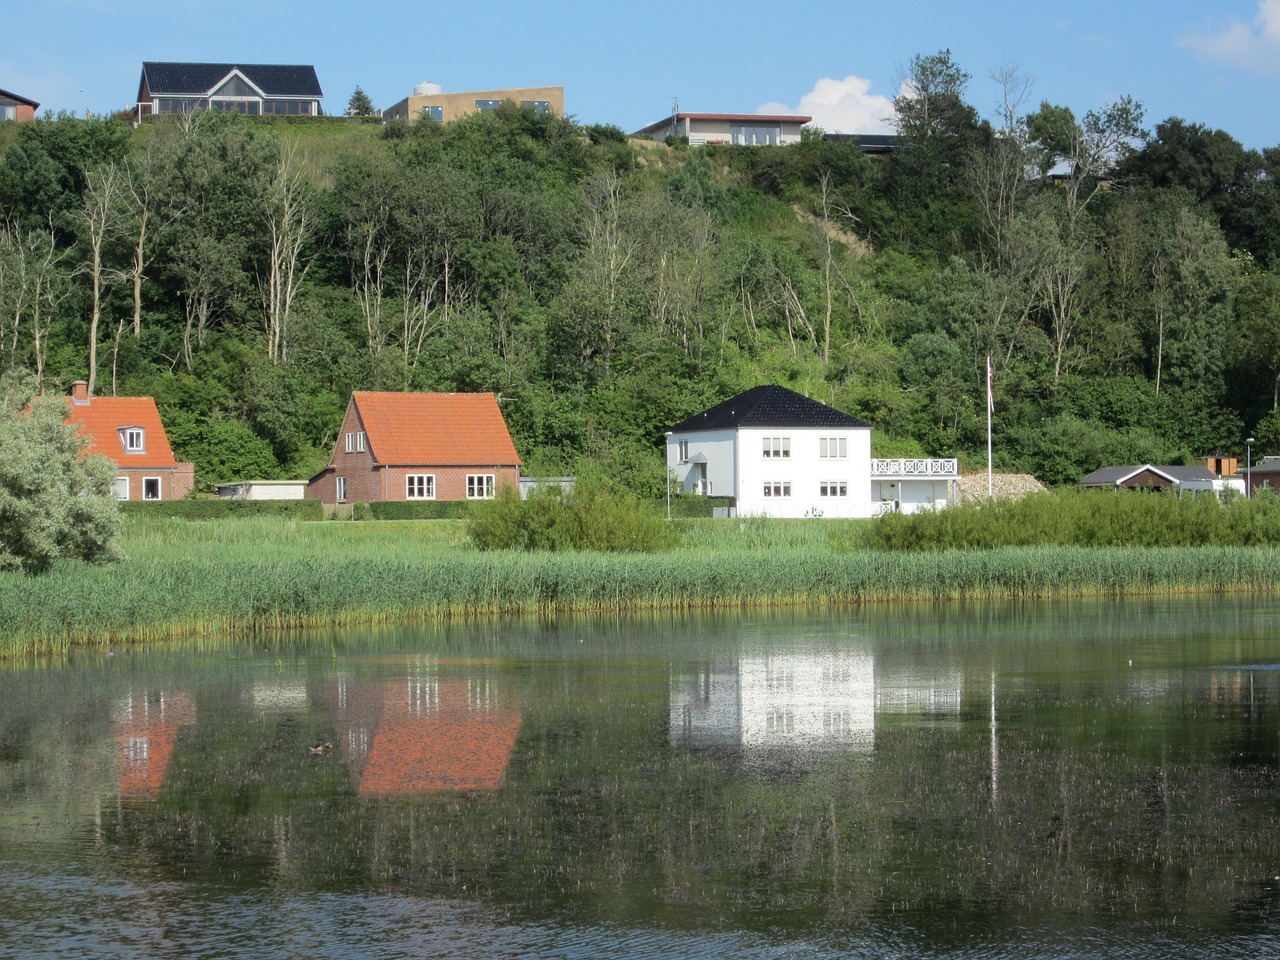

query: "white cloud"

left=757, top=74, right=895, bottom=134
left=1182, top=0, right=1280, bottom=72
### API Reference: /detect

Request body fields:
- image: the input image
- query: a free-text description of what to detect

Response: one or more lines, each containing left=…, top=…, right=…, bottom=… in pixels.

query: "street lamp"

left=665, top=431, right=674, bottom=520
left=1247, top=437, right=1255, bottom=498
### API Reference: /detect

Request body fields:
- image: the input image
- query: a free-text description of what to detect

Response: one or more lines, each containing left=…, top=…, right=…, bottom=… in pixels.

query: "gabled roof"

left=352, top=392, right=521, bottom=466
left=0, top=88, right=40, bottom=109
left=668, top=385, right=871, bottom=433
left=139, top=62, right=323, bottom=99
left=1078, top=464, right=1217, bottom=487
left=64, top=394, right=180, bottom=468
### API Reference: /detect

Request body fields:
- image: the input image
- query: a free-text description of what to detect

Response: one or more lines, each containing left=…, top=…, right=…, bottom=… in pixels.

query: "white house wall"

left=668, top=429, right=736, bottom=497
left=736, top=427, right=872, bottom=518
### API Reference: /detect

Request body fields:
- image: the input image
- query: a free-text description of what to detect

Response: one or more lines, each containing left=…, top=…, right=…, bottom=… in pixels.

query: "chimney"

left=71, top=381, right=90, bottom=405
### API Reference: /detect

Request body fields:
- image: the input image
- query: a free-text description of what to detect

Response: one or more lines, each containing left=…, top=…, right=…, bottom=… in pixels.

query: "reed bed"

left=3, top=513, right=1280, bottom=658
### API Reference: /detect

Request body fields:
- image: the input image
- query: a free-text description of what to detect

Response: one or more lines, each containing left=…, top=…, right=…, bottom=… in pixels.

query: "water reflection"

left=3, top=597, right=1280, bottom=958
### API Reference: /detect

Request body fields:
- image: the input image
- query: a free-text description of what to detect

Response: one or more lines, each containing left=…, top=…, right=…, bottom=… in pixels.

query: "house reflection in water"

left=113, top=691, right=196, bottom=800
left=671, top=650, right=965, bottom=761
left=320, top=668, right=522, bottom=796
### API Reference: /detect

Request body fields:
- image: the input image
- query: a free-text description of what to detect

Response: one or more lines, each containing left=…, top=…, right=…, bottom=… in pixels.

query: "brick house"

left=307, top=392, right=521, bottom=505
left=63, top=381, right=194, bottom=501
left=0, top=88, right=39, bottom=122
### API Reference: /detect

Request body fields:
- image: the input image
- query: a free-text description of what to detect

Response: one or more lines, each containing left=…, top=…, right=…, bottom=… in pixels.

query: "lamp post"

left=665, top=431, right=673, bottom=520
left=1247, top=437, right=1255, bottom=498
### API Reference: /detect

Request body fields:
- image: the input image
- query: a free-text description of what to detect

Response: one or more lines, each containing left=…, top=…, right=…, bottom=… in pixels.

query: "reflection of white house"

left=666, top=385, right=958, bottom=518
left=671, top=652, right=969, bottom=761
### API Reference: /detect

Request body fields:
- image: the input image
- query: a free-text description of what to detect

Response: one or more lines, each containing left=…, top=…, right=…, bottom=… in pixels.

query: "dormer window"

left=120, top=427, right=145, bottom=453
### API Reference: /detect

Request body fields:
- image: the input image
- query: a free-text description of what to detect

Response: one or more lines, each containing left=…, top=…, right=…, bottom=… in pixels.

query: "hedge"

left=119, top=499, right=324, bottom=521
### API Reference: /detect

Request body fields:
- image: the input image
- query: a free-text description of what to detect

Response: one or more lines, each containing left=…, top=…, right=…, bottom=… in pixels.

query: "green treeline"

left=3, top=50, right=1280, bottom=491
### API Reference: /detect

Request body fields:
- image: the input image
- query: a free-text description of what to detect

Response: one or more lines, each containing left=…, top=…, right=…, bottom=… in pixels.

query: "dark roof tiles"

left=141, top=62, right=322, bottom=98
left=669, top=385, right=871, bottom=433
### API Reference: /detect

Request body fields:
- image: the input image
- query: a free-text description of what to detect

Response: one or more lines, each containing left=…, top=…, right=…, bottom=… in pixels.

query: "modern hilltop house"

left=0, top=88, right=39, bottom=122
left=308, top=391, right=521, bottom=505
left=63, top=381, right=194, bottom=501
left=633, top=111, right=811, bottom=146
left=381, top=81, right=564, bottom=123
left=134, top=62, right=323, bottom=120
left=666, top=385, right=958, bottom=519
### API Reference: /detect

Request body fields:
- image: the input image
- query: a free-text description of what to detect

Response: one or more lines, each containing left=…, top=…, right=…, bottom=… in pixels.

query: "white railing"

left=694, top=480, right=713, bottom=496
left=870, top=458, right=959, bottom=478
left=871, top=501, right=898, bottom=517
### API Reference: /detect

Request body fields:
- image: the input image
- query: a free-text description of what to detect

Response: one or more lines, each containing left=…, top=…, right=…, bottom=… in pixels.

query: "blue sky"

left=6, top=0, right=1279, bottom=149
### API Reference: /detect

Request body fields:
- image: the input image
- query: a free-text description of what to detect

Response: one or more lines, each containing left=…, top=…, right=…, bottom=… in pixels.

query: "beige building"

left=382, top=81, right=564, bottom=122
left=633, top=112, right=811, bottom=146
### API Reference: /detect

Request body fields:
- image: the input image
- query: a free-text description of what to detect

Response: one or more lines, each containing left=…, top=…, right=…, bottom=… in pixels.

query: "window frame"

left=677, top=440, right=689, bottom=463
left=112, top=476, right=129, bottom=501
left=142, top=477, right=162, bottom=501
left=336, top=476, right=347, bottom=502
left=120, top=427, right=145, bottom=453
left=762, top=436, right=791, bottom=459
left=819, top=480, right=848, bottom=498
left=406, top=474, right=436, bottom=500
left=762, top=481, right=792, bottom=498
left=819, top=436, right=847, bottom=459
left=466, top=474, right=496, bottom=500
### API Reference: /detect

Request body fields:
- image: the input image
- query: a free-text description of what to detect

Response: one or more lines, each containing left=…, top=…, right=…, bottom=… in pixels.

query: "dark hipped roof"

left=140, top=62, right=323, bottom=98
left=669, top=385, right=870, bottom=433
left=1078, top=464, right=1217, bottom=486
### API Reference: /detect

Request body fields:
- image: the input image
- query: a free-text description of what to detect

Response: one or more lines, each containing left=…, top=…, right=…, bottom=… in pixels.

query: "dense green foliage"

left=3, top=514, right=1279, bottom=656
left=841, top=488, right=1280, bottom=551
left=468, top=476, right=677, bottom=552
left=3, top=59, right=1279, bottom=493
left=118, top=498, right=323, bottom=520
left=0, top=381, right=122, bottom=572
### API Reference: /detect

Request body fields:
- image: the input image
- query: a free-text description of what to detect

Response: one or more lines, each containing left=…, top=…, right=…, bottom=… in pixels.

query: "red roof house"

left=308, top=392, right=521, bottom=504
left=63, top=380, right=194, bottom=501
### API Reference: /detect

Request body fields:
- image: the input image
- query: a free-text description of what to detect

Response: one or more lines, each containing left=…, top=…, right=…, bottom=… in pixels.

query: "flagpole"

left=986, top=354, right=993, bottom=499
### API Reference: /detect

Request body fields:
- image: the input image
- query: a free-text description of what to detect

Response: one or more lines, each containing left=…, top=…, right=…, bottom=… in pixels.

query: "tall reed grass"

left=3, top=513, right=1279, bottom=658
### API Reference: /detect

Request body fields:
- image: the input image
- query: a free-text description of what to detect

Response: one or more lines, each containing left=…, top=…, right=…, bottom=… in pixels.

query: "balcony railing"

left=870, top=458, right=959, bottom=478
left=694, top=480, right=713, bottom=496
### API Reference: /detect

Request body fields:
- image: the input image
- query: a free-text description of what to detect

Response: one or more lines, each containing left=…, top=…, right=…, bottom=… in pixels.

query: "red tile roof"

left=353, top=392, right=521, bottom=466
left=64, top=395, right=180, bottom=468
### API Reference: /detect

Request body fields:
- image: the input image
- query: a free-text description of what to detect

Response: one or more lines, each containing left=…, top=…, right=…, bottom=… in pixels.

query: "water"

left=3, top=597, right=1280, bottom=958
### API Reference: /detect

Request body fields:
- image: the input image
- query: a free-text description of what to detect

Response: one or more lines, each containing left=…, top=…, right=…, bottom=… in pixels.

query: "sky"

left=4, top=0, right=1279, bottom=150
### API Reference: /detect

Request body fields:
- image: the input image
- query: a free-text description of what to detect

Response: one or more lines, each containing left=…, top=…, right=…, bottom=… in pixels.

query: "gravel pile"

left=955, top=472, right=1046, bottom=503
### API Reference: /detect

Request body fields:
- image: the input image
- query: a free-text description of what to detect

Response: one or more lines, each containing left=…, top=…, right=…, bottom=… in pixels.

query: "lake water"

left=4, top=597, right=1280, bottom=958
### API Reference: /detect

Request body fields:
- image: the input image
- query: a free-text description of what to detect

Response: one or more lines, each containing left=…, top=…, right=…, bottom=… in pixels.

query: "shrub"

left=365, top=500, right=470, bottom=520
left=119, top=499, right=323, bottom=521
left=469, top=476, right=677, bottom=552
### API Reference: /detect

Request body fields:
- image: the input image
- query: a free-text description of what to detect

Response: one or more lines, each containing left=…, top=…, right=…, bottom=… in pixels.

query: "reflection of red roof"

left=113, top=692, right=196, bottom=800
left=352, top=392, right=521, bottom=467
left=323, top=677, right=522, bottom=795
left=64, top=395, right=180, bottom=469
left=360, top=711, right=522, bottom=794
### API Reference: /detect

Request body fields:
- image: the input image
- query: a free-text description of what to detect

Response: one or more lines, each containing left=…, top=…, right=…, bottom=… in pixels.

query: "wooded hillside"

left=3, top=52, right=1278, bottom=493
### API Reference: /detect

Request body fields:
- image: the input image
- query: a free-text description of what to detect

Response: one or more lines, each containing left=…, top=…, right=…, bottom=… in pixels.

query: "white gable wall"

left=737, top=426, right=872, bottom=518
left=668, top=428, right=736, bottom=496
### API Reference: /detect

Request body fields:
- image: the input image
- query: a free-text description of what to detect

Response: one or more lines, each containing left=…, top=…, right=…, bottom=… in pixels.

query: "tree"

left=0, top=378, right=123, bottom=573
left=346, top=87, right=375, bottom=118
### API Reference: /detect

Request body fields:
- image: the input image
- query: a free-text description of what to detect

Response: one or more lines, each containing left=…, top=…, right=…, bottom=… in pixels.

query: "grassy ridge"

left=3, top=515, right=1279, bottom=657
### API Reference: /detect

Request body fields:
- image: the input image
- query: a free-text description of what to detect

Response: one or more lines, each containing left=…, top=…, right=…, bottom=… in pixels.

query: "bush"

left=364, top=500, right=471, bottom=520
left=119, top=499, right=323, bottom=521
left=469, top=476, right=677, bottom=552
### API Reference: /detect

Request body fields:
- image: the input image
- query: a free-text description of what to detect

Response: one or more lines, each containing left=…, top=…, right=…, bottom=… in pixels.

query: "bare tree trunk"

left=260, top=141, right=316, bottom=364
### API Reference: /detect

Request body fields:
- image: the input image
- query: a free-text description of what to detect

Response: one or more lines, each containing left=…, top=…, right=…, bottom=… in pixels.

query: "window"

left=112, top=477, right=129, bottom=501
left=120, top=427, right=145, bottom=453
left=344, top=431, right=366, bottom=453
left=730, top=125, right=781, bottom=146
left=467, top=474, right=495, bottom=499
left=336, top=476, right=347, bottom=502
left=677, top=440, right=689, bottom=463
left=421, top=105, right=443, bottom=121
left=763, top=481, right=791, bottom=498
left=521, top=100, right=551, bottom=113
left=762, top=437, right=790, bottom=459
left=406, top=474, right=435, bottom=499
left=1, top=105, right=15, bottom=122
left=819, top=437, right=847, bottom=459
left=474, top=99, right=503, bottom=111
left=143, top=477, right=161, bottom=501
left=820, top=481, right=848, bottom=498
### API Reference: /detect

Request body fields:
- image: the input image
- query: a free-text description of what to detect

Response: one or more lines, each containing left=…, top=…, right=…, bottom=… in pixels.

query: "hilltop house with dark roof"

left=134, top=62, right=323, bottom=121
left=633, top=112, right=811, bottom=146
left=63, top=381, right=194, bottom=501
left=308, top=392, right=521, bottom=505
left=0, top=88, right=39, bottom=122
left=666, top=385, right=957, bottom=518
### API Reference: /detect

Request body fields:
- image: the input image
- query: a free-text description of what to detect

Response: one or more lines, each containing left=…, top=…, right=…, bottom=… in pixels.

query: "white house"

left=665, top=385, right=958, bottom=518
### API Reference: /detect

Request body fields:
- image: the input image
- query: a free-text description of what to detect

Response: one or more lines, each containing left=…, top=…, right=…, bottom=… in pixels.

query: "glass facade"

left=730, top=125, right=782, bottom=146
left=421, top=105, right=444, bottom=121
